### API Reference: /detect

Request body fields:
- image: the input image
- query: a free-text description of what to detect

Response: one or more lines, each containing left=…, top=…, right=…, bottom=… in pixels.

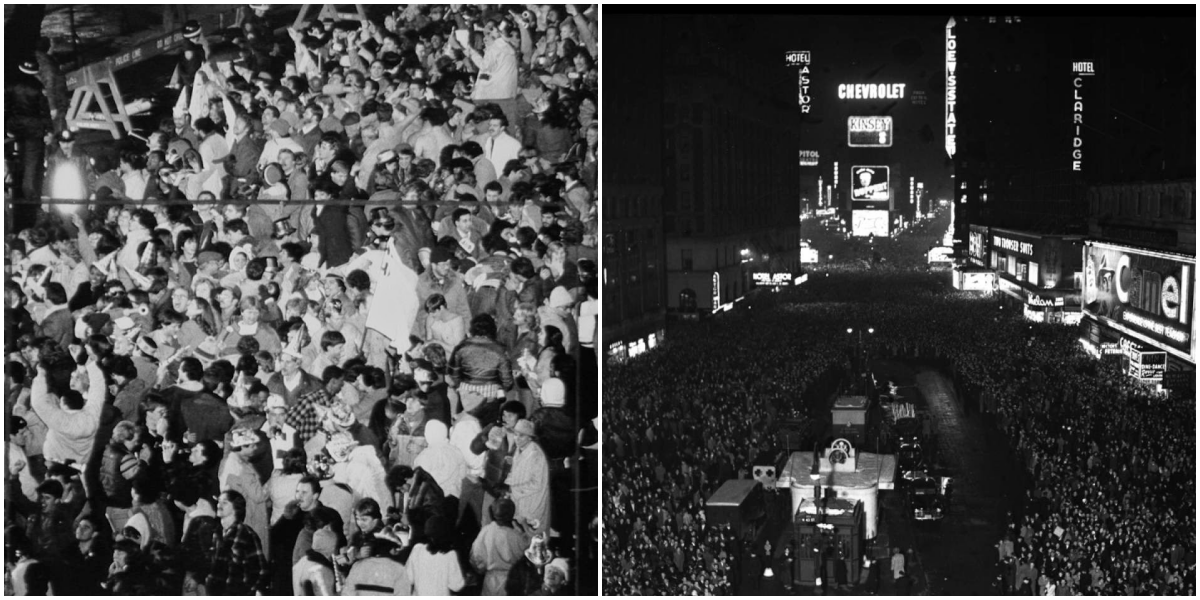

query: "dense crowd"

left=5, top=4, right=597, bottom=595
left=603, top=261, right=1194, bottom=595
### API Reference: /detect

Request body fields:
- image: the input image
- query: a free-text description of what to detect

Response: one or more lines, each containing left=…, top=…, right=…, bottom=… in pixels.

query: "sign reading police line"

left=847, top=116, right=894, bottom=147
left=851, top=166, right=890, bottom=202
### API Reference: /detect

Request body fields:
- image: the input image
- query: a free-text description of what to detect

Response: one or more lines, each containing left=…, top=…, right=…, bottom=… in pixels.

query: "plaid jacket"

left=285, top=387, right=335, bottom=444
left=206, top=522, right=270, bottom=595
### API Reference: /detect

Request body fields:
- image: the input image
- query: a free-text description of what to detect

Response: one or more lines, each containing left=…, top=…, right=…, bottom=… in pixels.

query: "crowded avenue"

left=5, top=4, right=597, bottom=595
left=603, top=213, right=1196, bottom=595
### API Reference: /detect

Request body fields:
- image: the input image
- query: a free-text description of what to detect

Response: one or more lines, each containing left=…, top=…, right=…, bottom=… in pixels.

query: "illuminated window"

left=1028, top=262, right=1039, bottom=285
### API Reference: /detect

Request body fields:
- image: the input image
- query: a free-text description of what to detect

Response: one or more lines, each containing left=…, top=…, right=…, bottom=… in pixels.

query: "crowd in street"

left=5, top=4, right=597, bottom=595
left=603, top=263, right=1194, bottom=595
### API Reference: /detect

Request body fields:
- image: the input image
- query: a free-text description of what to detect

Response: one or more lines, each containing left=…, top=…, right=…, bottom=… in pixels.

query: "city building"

left=659, top=15, right=805, bottom=315
left=949, top=16, right=1196, bottom=383
left=603, top=16, right=667, bottom=361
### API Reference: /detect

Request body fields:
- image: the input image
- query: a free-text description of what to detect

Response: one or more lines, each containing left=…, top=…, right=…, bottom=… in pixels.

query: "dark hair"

left=221, top=489, right=247, bottom=522
left=196, top=439, right=223, bottom=468
left=346, top=269, right=371, bottom=292
left=130, top=209, right=158, bottom=232
left=246, top=257, right=266, bottom=281
left=282, top=448, right=308, bottom=475
left=460, top=140, right=484, bottom=159
left=501, top=400, right=527, bottom=420
left=511, top=257, right=536, bottom=279
left=108, top=354, right=139, bottom=381
left=280, top=242, right=306, bottom=263
left=354, top=498, right=382, bottom=519
left=61, top=389, right=86, bottom=411
left=320, top=330, right=346, bottom=352
left=468, top=314, right=497, bottom=339
left=43, top=282, right=67, bottom=305
left=298, top=475, right=322, bottom=497
left=179, top=357, right=203, bottom=382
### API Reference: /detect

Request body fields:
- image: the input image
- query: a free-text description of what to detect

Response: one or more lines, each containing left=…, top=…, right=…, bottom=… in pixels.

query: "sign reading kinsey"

left=847, top=116, right=893, bottom=147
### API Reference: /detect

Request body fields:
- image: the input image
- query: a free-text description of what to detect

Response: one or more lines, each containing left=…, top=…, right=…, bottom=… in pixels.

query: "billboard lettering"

left=1083, top=242, right=1194, bottom=359
left=852, top=210, right=889, bottom=238
left=1072, top=61, right=1094, bottom=171
left=851, top=166, right=890, bottom=202
left=837, top=83, right=907, bottom=100
left=799, top=149, right=820, bottom=167
left=847, top=116, right=894, bottom=147
left=993, top=234, right=1035, bottom=256
left=945, top=17, right=957, bottom=158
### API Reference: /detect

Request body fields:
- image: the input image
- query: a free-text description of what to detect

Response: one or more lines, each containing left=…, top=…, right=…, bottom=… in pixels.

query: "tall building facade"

left=660, top=15, right=804, bottom=314
left=603, top=16, right=667, bottom=361
left=952, top=15, right=1196, bottom=381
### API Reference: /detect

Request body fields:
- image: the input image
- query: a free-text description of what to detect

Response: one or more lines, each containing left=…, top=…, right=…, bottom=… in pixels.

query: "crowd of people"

left=604, top=253, right=1194, bottom=595
left=5, top=4, right=598, bottom=595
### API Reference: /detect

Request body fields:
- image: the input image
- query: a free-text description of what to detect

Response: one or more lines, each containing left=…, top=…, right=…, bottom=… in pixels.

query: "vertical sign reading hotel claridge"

left=1071, top=61, right=1094, bottom=171
left=945, top=17, right=957, bottom=158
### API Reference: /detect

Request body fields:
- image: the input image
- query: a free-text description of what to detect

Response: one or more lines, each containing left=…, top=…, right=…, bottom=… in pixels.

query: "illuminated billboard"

left=752, top=272, right=798, bottom=286
left=851, top=166, right=889, bottom=202
left=945, top=17, right=957, bottom=158
left=852, top=210, right=889, bottom=238
left=847, top=116, right=893, bottom=147
left=837, top=83, right=906, bottom=100
left=1083, top=241, right=1195, bottom=360
left=799, top=149, right=819, bottom=167
left=1071, top=61, right=1094, bottom=171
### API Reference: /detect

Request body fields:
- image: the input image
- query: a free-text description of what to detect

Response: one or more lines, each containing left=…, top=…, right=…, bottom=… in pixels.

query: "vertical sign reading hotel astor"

left=1071, top=61, right=1094, bottom=171
left=786, top=51, right=813, bottom=114
left=945, top=17, right=957, bottom=158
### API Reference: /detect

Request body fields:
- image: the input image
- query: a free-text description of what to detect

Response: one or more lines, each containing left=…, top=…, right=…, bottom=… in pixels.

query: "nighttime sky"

left=655, top=12, right=955, bottom=200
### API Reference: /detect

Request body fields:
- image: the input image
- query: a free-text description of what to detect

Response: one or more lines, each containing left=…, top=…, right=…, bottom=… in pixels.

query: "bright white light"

left=846, top=328, right=853, bottom=334
left=51, top=162, right=87, bottom=214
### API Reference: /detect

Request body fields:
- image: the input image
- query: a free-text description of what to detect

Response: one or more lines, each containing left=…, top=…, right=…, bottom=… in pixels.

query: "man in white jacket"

left=30, top=353, right=106, bottom=474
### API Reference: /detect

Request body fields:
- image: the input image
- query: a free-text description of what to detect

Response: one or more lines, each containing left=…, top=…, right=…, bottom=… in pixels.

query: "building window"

left=682, top=249, right=693, bottom=271
left=1028, top=262, right=1040, bottom=286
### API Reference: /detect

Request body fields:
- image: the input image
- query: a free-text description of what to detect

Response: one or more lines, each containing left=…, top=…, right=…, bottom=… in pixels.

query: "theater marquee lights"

left=1071, top=61, right=1094, bottom=171
left=945, top=16, right=957, bottom=158
left=799, top=149, right=820, bottom=167
left=837, top=83, right=906, bottom=100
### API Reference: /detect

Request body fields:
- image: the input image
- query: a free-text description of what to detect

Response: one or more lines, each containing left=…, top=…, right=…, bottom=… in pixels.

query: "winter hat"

left=549, top=286, right=572, bottom=308
left=312, top=527, right=339, bottom=556
left=327, top=431, right=358, bottom=462
left=540, top=378, right=566, bottom=408
left=326, top=403, right=356, bottom=430
left=269, top=118, right=291, bottom=137
left=423, top=420, right=449, bottom=445
left=263, top=162, right=285, bottom=185
left=182, top=20, right=202, bottom=39
left=429, top=246, right=454, bottom=265
left=547, top=557, right=571, bottom=582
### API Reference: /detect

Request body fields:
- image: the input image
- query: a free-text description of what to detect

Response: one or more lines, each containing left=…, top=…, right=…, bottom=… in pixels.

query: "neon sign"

left=1072, top=61, right=1094, bottom=171
left=837, top=83, right=906, bottom=100
left=945, top=17, right=957, bottom=158
left=847, top=116, right=893, bottom=147
left=799, top=150, right=820, bottom=167
left=787, top=50, right=813, bottom=114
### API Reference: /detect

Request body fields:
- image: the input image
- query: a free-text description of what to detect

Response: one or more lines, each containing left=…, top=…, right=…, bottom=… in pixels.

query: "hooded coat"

left=413, top=420, right=468, bottom=499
